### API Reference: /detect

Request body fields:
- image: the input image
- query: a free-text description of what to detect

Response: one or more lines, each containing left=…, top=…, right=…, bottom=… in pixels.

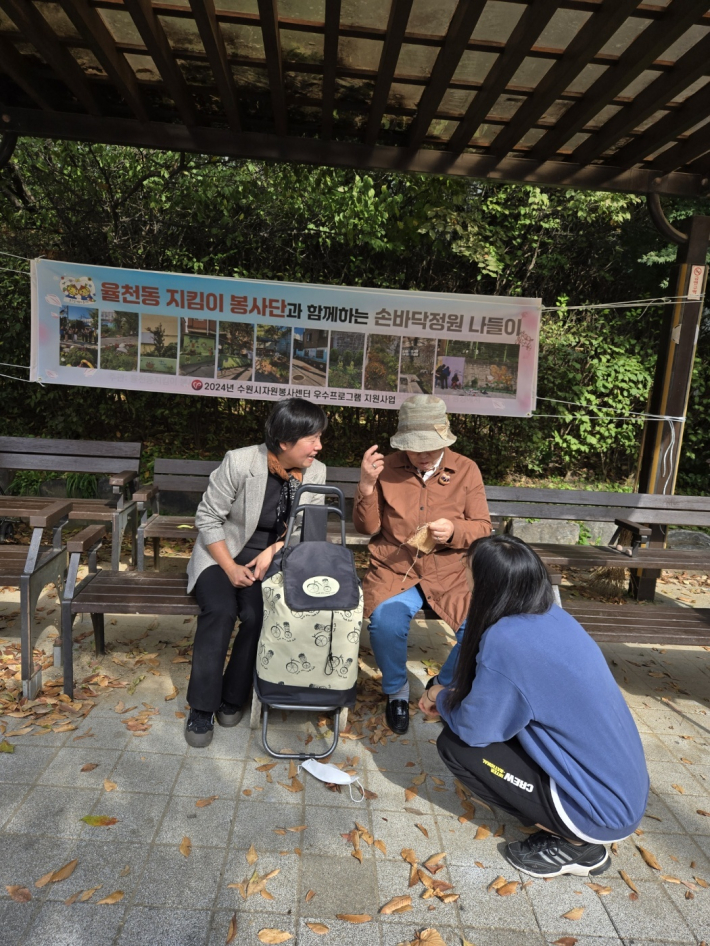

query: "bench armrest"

left=28, top=500, right=72, bottom=529
left=133, top=483, right=158, bottom=503
left=67, top=524, right=106, bottom=553
left=109, top=469, right=140, bottom=487
left=614, top=519, right=653, bottom=537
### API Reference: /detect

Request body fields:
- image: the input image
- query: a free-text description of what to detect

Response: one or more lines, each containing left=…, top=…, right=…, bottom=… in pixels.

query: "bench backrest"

left=154, top=458, right=221, bottom=494
left=0, top=436, right=141, bottom=475
left=326, top=468, right=710, bottom=527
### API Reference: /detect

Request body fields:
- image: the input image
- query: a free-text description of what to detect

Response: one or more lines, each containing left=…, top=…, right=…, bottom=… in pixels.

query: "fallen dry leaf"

left=488, top=875, right=507, bottom=892
left=414, top=823, right=429, bottom=839
left=562, top=907, right=585, bottom=921
left=50, top=860, right=79, bottom=883
left=374, top=839, right=387, bottom=856
left=246, top=844, right=258, bottom=866
left=697, top=809, right=710, bottom=817
left=335, top=914, right=372, bottom=923
left=380, top=895, right=412, bottom=914
left=305, top=923, right=329, bottom=935
left=6, top=886, right=31, bottom=903
left=423, top=852, right=447, bottom=875
left=552, top=939, right=578, bottom=946
left=226, top=912, right=237, bottom=945
left=97, top=890, right=124, bottom=904
left=637, top=846, right=661, bottom=871
left=305, top=889, right=316, bottom=902
left=81, top=816, right=118, bottom=827
left=671, top=784, right=685, bottom=794
left=414, top=930, right=447, bottom=946
left=196, top=796, right=218, bottom=808
left=401, top=848, right=417, bottom=866
left=474, top=824, right=491, bottom=840
left=496, top=881, right=520, bottom=897
left=80, top=763, right=99, bottom=772
left=165, top=685, right=179, bottom=701
left=619, top=870, right=639, bottom=894
left=278, top=776, right=304, bottom=793
left=257, top=930, right=292, bottom=944
left=79, top=886, right=102, bottom=902
left=34, top=871, right=55, bottom=889
left=119, top=866, right=130, bottom=877
left=103, top=779, right=117, bottom=792
left=695, top=876, right=709, bottom=888
left=0, top=740, right=15, bottom=753
left=179, top=837, right=192, bottom=858
left=586, top=883, right=612, bottom=895
left=64, top=892, right=80, bottom=905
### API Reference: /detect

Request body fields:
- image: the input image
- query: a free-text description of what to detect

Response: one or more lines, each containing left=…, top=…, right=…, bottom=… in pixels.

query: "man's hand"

left=359, top=444, right=385, bottom=496
left=428, top=518, right=454, bottom=543
left=245, top=541, right=283, bottom=581
left=418, top=683, right=444, bottom=717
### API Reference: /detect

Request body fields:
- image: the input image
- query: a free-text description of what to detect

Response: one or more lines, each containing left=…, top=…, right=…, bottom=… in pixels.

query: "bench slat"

left=0, top=437, right=141, bottom=458
left=154, top=474, right=213, bottom=492
left=485, top=486, right=710, bottom=510
left=487, top=500, right=710, bottom=526
left=154, top=458, right=221, bottom=475
left=0, top=454, right=140, bottom=474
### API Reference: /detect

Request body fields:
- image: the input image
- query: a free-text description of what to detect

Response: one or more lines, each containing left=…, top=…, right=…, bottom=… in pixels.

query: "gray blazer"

left=186, top=443, right=326, bottom=592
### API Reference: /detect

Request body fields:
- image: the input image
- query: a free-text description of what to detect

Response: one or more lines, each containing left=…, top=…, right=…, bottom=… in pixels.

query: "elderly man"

left=354, top=394, right=491, bottom=734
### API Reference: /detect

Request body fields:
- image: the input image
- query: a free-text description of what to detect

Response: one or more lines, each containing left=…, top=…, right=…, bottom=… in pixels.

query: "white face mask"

left=300, top=758, right=365, bottom=802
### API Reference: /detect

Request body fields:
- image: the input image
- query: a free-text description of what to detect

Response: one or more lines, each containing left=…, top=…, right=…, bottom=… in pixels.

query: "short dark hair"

left=264, top=398, right=328, bottom=453
left=447, top=535, right=554, bottom=710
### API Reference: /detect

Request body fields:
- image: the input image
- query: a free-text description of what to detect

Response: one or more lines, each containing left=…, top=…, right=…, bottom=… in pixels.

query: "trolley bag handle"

left=283, top=485, right=346, bottom=548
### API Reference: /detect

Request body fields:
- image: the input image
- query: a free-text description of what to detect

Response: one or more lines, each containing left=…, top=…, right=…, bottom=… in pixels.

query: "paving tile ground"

left=1, top=579, right=710, bottom=946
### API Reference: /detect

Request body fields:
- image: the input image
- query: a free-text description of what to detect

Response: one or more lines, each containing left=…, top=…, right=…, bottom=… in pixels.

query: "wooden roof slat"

left=406, top=0, right=488, bottom=150
left=487, top=0, right=641, bottom=157
left=257, top=0, right=287, bottom=137
left=188, top=0, right=240, bottom=131
left=364, top=0, right=414, bottom=147
left=122, top=0, right=198, bottom=127
left=0, top=36, right=55, bottom=111
left=58, top=0, right=150, bottom=123
left=573, top=33, right=710, bottom=166
left=649, top=114, right=710, bottom=173
left=0, top=0, right=102, bottom=116
left=610, top=80, right=710, bottom=170
left=529, top=0, right=710, bottom=164
left=320, top=0, right=340, bottom=139
left=446, top=0, right=560, bottom=154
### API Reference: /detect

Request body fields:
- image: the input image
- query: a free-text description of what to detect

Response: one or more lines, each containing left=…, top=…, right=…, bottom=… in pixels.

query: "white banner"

left=31, top=259, right=541, bottom=416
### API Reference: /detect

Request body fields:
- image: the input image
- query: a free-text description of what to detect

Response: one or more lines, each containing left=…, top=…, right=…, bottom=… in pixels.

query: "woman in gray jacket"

left=184, top=398, right=327, bottom=747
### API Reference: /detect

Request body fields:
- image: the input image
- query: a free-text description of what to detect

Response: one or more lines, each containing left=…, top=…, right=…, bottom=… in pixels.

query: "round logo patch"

left=303, top=576, right=340, bottom=598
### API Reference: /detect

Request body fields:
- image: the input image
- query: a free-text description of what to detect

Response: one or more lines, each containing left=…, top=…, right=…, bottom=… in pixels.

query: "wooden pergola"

left=1, top=0, right=710, bottom=198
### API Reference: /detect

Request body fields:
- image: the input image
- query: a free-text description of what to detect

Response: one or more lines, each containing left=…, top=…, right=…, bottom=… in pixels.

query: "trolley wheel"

left=249, top=689, right=261, bottom=730
left=338, top=706, right=348, bottom=730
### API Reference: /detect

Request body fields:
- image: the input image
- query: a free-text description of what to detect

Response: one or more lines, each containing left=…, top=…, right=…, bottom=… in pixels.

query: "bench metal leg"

left=111, top=503, right=138, bottom=571
left=91, top=613, right=105, bottom=656
left=152, top=537, right=160, bottom=571
left=20, top=547, right=67, bottom=699
left=250, top=689, right=261, bottom=730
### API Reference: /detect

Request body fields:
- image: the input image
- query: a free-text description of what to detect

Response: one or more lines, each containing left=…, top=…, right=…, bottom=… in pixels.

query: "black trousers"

left=437, top=724, right=574, bottom=838
left=186, top=553, right=264, bottom=713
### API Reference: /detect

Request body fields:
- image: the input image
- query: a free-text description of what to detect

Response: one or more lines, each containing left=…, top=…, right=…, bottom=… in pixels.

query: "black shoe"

left=216, top=700, right=243, bottom=728
left=185, top=708, right=214, bottom=748
left=385, top=698, right=409, bottom=735
left=505, top=830, right=610, bottom=878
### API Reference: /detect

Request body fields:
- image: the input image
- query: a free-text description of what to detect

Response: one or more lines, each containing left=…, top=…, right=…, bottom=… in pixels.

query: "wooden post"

left=631, top=213, right=710, bottom=600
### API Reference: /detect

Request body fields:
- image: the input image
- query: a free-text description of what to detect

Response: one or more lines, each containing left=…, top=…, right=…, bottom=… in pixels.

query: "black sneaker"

left=505, top=830, right=610, bottom=878
left=185, top=708, right=214, bottom=748
left=385, top=698, right=409, bottom=735
left=216, top=700, right=243, bottom=728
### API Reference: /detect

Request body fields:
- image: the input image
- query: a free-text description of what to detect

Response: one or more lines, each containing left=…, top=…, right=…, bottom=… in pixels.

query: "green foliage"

left=0, top=139, right=709, bottom=488
left=65, top=473, right=98, bottom=498
left=6, top=470, right=47, bottom=496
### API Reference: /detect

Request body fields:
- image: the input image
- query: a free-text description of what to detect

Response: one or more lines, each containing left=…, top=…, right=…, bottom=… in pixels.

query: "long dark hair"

left=446, top=534, right=554, bottom=709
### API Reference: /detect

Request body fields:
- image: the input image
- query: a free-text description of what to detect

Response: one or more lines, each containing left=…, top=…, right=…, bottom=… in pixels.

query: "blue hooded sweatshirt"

left=436, top=604, right=649, bottom=843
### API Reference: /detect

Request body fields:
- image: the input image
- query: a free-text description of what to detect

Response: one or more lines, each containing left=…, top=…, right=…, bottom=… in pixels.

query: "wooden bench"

left=0, top=437, right=142, bottom=571
left=0, top=497, right=71, bottom=698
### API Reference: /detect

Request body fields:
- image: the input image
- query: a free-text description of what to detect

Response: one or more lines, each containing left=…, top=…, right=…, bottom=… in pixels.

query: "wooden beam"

left=446, top=0, right=559, bottom=154
left=0, top=36, right=55, bottom=110
left=649, top=118, right=710, bottom=174
left=487, top=0, right=640, bottom=157
left=364, top=0, right=414, bottom=146
left=0, top=0, right=101, bottom=115
left=573, top=33, right=710, bottom=166
left=256, top=0, right=287, bottom=136
left=123, top=0, right=198, bottom=127
left=321, top=0, right=340, bottom=139
left=3, top=106, right=707, bottom=198
left=407, top=0, right=487, bottom=150
left=529, top=0, right=710, bottom=163
left=612, top=81, right=710, bottom=169
left=58, top=0, right=149, bottom=122
left=188, top=0, right=240, bottom=131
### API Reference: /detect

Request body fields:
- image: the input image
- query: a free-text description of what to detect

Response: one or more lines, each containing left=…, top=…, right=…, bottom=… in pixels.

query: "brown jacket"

left=353, top=448, right=491, bottom=630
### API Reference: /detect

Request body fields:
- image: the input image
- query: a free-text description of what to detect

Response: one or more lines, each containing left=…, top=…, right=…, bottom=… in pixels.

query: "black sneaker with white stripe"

left=505, top=830, right=610, bottom=878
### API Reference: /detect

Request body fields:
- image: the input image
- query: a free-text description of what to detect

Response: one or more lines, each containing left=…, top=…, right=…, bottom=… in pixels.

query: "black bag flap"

left=281, top=542, right=360, bottom=611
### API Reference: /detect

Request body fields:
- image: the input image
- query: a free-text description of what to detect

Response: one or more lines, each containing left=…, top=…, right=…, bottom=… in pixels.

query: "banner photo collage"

left=31, top=260, right=541, bottom=416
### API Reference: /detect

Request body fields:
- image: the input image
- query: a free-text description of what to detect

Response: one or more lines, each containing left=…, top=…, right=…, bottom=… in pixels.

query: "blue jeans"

left=367, top=584, right=465, bottom=695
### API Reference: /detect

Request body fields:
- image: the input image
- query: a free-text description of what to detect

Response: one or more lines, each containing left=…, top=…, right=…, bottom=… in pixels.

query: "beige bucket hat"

left=389, top=395, right=457, bottom=452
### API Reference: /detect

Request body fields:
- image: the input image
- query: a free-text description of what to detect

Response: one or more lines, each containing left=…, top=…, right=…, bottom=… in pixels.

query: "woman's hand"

left=428, top=518, right=454, bottom=543
left=225, top=562, right=256, bottom=588
left=418, top=683, right=444, bottom=717
left=245, top=541, right=283, bottom=581
left=359, top=444, right=385, bottom=496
